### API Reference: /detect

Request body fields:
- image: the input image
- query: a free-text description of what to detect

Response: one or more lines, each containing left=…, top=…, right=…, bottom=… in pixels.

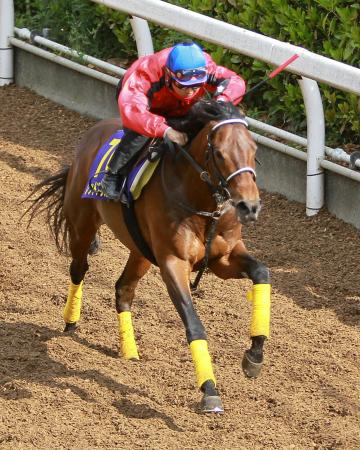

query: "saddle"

left=121, top=138, right=168, bottom=204
left=82, top=131, right=168, bottom=203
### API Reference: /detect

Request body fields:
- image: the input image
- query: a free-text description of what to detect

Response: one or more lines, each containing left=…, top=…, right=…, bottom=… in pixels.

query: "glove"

left=164, top=127, right=188, bottom=146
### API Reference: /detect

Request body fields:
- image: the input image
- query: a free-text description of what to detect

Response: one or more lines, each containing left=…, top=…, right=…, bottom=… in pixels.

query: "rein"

left=169, top=118, right=256, bottom=290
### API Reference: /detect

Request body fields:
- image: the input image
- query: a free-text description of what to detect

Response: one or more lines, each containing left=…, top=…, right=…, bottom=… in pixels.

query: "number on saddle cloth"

left=82, top=130, right=125, bottom=200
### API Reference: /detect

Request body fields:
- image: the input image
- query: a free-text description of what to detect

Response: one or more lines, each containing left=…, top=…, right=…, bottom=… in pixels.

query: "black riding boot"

left=100, top=131, right=149, bottom=200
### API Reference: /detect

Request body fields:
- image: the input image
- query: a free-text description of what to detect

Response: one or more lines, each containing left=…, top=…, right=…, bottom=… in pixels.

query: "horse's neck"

left=162, top=127, right=216, bottom=214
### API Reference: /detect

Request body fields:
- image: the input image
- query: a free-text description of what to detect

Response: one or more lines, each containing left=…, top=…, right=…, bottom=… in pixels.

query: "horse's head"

left=207, top=116, right=260, bottom=223
left=170, top=100, right=261, bottom=224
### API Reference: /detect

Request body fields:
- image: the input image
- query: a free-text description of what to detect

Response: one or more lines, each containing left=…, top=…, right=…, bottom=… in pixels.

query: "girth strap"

left=121, top=202, right=158, bottom=266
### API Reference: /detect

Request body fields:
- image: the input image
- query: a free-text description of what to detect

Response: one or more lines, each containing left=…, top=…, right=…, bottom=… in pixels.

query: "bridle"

left=205, top=118, right=256, bottom=203
left=173, top=118, right=257, bottom=207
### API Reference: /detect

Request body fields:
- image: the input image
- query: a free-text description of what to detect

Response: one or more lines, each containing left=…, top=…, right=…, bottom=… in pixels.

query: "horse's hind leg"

left=63, top=209, right=100, bottom=332
left=115, top=252, right=151, bottom=359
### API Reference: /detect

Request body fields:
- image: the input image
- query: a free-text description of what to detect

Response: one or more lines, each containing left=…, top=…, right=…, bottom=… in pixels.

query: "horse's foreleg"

left=160, top=256, right=223, bottom=413
left=115, top=252, right=151, bottom=360
left=241, top=256, right=270, bottom=379
left=209, top=243, right=271, bottom=379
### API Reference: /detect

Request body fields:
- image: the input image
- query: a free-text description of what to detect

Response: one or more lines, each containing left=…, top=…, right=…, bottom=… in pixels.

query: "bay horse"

left=26, top=99, right=271, bottom=414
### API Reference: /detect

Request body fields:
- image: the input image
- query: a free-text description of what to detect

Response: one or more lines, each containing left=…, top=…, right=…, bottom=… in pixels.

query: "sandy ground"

left=0, top=85, right=359, bottom=450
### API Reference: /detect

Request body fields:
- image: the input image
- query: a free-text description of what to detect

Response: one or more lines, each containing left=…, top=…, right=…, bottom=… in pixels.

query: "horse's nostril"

left=236, top=200, right=261, bottom=219
left=237, top=201, right=250, bottom=214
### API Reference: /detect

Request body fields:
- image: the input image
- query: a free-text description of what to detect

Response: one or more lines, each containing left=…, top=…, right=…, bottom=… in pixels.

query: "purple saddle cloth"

left=82, top=130, right=159, bottom=201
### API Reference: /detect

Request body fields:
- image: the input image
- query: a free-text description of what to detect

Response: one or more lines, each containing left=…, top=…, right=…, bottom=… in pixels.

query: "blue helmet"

left=166, top=42, right=207, bottom=86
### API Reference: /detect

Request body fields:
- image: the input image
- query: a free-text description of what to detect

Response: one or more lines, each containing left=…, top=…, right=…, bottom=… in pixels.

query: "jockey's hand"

left=164, top=127, right=188, bottom=146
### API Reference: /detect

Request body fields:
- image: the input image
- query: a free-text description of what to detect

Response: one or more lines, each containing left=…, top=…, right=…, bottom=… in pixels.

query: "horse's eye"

left=214, top=150, right=224, bottom=161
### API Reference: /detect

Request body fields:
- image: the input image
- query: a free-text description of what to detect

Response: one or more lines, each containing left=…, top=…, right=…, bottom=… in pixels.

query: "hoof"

left=242, top=351, right=263, bottom=378
left=64, top=322, right=78, bottom=333
left=200, top=395, right=224, bottom=414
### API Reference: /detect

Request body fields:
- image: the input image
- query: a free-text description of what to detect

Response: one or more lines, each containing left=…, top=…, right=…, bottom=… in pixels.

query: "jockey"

left=100, top=41, right=246, bottom=200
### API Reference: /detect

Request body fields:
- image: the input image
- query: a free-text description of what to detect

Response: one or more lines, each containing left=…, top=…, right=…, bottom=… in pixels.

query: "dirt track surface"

left=0, top=85, right=359, bottom=450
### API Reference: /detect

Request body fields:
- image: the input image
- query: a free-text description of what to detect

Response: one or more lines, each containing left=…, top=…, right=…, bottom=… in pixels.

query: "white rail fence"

left=1, top=0, right=360, bottom=217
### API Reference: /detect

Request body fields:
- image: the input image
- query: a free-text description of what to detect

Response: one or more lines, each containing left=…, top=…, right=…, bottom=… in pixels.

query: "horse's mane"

left=166, top=99, right=245, bottom=140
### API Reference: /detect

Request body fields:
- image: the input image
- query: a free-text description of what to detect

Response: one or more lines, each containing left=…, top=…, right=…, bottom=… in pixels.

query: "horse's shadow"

left=247, top=194, right=360, bottom=327
left=0, top=321, right=183, bottom=432
left=271, top=268, right=360, bottom=326
left=249, top=243, right=360, bottom=326
left=0, top=149, right=54, bottom=181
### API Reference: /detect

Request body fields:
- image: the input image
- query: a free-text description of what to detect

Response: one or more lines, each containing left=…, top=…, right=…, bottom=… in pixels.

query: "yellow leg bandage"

left=63, top=281, right=83, bottom=323
left=118, top=312, right=139, bottom=360
left=247, top=284, right=271, bottom=338
left=189, top=340, right=216, bottom=388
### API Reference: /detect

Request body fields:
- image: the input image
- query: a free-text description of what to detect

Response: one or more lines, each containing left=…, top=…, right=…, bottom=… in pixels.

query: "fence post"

left=298, top=77, right=325, bottom=216
left=130, top=17, right=154, bottom=57
left=0, top=0, right=14, bottom=86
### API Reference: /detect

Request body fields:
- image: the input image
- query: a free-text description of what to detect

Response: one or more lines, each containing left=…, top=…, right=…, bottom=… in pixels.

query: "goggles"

left=170, top=67, right=207, bottom=86
left=172, top=79, right=203, bottom=90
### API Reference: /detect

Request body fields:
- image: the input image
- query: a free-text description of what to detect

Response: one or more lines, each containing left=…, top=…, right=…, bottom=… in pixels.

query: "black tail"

left=24, top=167, right=70, bottom=255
